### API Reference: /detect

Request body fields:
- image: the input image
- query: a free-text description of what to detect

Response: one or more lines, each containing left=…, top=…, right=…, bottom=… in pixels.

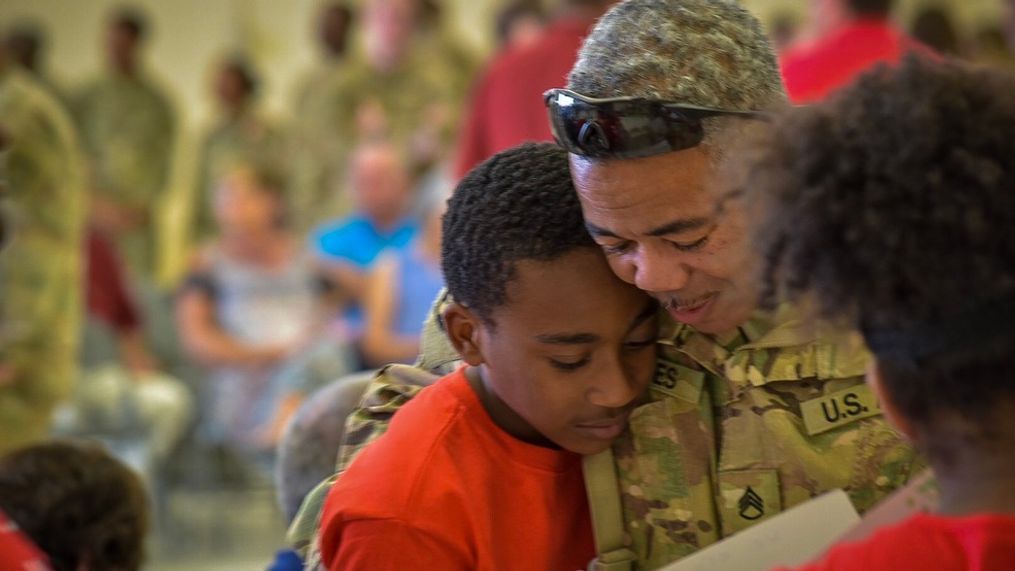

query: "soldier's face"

left=461, top=248, right=658, bottom=455
left=571, top=148, right=757, bottom=335
left=105, top=24, right=138, bottom=71
left=215, top=67, right=250, bottom=110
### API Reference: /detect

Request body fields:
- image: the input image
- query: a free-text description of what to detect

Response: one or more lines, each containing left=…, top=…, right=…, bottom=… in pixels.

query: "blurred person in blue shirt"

left=312, top=140, right=418, bottom=338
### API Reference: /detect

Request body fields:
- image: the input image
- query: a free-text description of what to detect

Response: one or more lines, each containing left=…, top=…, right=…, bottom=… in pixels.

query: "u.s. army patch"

left=800, top=384, right=882, bottom=436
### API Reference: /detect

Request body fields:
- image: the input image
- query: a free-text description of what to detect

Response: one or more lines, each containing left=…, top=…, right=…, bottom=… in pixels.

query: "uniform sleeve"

left=322, top=518, right=471, bottom=571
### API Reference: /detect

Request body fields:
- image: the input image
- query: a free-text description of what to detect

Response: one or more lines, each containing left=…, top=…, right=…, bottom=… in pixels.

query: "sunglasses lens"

left=546, top=90, right=714, bottom=159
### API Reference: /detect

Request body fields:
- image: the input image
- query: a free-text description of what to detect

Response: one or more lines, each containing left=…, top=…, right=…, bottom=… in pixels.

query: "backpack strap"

left=584, top=448, right=637, bottom=571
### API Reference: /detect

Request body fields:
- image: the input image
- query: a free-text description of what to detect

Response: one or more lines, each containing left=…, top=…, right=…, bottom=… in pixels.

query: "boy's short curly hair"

left=0, top=440, right=149, bottom=571
left=441, top=143, right=595, bottom=323
left=746, top=57, right=1015, bottom=438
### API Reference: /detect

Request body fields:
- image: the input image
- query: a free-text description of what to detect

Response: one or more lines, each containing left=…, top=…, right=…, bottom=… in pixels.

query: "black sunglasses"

left=544, top=88, right=768, bottom=159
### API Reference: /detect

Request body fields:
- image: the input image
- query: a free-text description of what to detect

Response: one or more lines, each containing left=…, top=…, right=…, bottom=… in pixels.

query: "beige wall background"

left=0, top=0, right=501, bottom=128
left=0, top=0, right=1004, bottom=283
left=0, top=0, right=998, bottom=129
left=0, top=0, right=1004, bottom=132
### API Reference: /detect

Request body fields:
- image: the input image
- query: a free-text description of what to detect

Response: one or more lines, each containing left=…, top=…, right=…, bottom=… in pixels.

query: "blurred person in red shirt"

left=452, top=0, right=616, bottom=179
left=746, top=58, right=1015, bottom=571
left=780, top=0, right=929, bottom=103
left=0, top=509, right=51, bottom=571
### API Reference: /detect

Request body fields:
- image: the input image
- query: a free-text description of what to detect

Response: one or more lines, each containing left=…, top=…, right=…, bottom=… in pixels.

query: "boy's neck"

left=934, top=452, right=1015, bottom=516
left=464, top=366, right=558, bottom=450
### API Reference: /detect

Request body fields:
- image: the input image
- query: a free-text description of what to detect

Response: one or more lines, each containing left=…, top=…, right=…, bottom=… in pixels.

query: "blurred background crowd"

left=0, top=0, right=1012, bottom=568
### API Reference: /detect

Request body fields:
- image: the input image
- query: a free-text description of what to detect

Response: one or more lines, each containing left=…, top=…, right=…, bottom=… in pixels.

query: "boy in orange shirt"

left=318, top=143, right=659, bottom=570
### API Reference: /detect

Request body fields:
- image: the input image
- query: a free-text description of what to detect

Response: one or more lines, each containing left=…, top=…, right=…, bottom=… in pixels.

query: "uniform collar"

left=668, top=302, right=824, bottom=352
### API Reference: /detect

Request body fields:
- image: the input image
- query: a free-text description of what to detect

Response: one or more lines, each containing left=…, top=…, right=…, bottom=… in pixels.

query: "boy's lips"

left=574, top=412, right=632, bottom=441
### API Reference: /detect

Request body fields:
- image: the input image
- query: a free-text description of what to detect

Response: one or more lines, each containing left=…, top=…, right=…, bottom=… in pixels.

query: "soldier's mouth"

left=665, top=292, right=718, bottom=324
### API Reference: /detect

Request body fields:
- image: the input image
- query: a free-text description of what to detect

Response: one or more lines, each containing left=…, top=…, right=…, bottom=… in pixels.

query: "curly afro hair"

left=745, top=57, right=1015, bottom=436
left=442, top=142, right=595, bottom=323
left=0, top=440, right=149, bottom=571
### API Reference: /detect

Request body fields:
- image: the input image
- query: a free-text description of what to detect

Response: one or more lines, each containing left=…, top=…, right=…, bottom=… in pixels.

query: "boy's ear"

left=867, top=360, right=917, bottom=443
left=443, top=302, right=486, bottom=366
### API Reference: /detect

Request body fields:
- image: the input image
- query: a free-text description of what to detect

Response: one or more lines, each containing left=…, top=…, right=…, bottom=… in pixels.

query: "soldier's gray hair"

left=568, top=0, right=787, bottom=159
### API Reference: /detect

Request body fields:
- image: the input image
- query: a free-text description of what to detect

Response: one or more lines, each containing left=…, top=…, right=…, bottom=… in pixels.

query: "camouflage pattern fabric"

left=332, top=48, right=464, bottom=143
left=290, top=293, right=922, bottom=569
left=287, top=63, right=352, bottom=233
left=192, top=111, right=285, bottom=239
left=287, top=41, right=471, bottom=233
left=619, top=305, right=922, bottom=568
left=72, top=71, right=175, bottom=276
left=0, top=68, right=85, bottom=454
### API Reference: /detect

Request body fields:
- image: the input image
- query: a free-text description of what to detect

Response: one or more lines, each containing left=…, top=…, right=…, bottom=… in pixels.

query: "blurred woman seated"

left=176, top=163, right=352, bottom=462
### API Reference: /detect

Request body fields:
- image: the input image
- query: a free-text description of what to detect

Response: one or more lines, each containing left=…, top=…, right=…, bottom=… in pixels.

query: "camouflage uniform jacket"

left=287, top=63, right=352, bottom=233
left=0, top=69, right=85, bottom=454
left=72, top=71, right=176, bottom=275
left=290, top=294, right=921, bottom=569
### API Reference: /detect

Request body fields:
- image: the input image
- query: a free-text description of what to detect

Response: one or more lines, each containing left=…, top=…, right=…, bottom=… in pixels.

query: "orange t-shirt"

left=319, top=367, right=595, bottom=570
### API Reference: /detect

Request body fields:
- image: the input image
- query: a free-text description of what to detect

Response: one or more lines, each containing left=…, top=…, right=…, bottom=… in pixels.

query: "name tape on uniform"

left=651, top=358, right=705, bottom=404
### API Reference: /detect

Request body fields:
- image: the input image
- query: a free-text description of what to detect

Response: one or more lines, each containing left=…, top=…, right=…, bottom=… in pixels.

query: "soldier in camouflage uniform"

left=330, top=0, right=462, bottom=175
left=290, top=1, right=923, bottom=568
left=288, top=2, right=355, bottom=233
left=193, top=56, right=284, bottom=241
left=290, top=0, right=464, bottom=232
left=0, top=56, right=85, bottom=454
left=72, top=8, right=175, bottom=278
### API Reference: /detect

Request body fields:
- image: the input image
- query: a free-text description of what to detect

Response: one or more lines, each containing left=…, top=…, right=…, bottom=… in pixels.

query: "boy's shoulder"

left=327, top=369, right=476, bottom=517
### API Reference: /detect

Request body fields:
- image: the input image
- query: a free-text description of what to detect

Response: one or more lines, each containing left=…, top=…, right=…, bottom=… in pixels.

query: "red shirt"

left=0, top=509, right=51, bottom=570
left=787, top=513, right=1015, bottom=571
left=452, top=16, right=596, bottom=179
left=780, top=19, right=930, bottom=104
left=86, top=227, right=140, bottom=333
left=319, top=367, right=595, bottom=570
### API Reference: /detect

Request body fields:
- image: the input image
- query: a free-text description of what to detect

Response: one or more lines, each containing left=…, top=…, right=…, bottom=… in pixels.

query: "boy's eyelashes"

left=548, top=339, right=657, bottom=371
left=549, top=357, right=590, bottom=371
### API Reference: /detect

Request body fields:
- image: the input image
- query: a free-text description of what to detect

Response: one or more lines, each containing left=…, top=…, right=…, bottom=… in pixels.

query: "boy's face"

left=451, top=248, right=659, bottom=456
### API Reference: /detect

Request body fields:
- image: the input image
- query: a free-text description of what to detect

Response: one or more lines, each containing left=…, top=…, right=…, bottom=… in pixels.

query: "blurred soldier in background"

left=73, top=7, right=176, bottom=279
left=2, top=21, right=66, bottom=102
left=288, top=2, right=356, bottom=233
left=193, top=55, right=284, bottom=242
left=333, top=0, right=462, bottom=175
left=0, top=41, right=85, bottom=454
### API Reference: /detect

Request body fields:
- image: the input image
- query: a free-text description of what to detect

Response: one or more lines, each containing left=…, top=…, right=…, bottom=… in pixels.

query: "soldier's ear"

left=867, top=361, right=917, bottom=443
left=443, top=302, right=486, bottom=366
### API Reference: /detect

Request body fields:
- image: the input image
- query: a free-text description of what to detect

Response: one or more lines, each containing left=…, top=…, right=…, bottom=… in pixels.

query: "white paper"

left=659, top=489, right=860, bottom=571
